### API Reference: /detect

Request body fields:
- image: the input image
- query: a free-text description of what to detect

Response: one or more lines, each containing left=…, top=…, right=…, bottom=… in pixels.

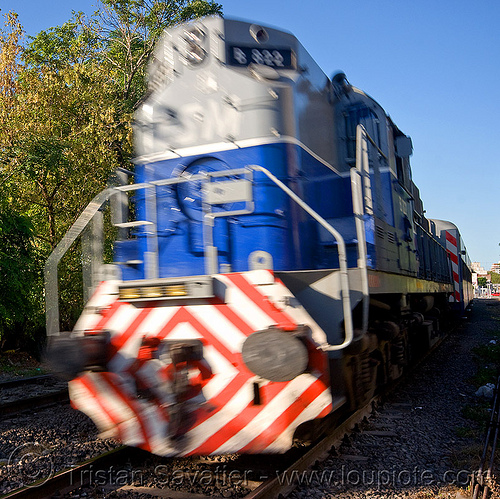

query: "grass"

left=455, top=426, right=479, bottom=439
left=0, top=350, right=45, bottom=378
left=471, top=342, right=500, bottom=387
left=454, top=323, right=500, bottom=477
left=462, top=401, right=492, bottom=421
left=449, top=442, right=483, bottom=470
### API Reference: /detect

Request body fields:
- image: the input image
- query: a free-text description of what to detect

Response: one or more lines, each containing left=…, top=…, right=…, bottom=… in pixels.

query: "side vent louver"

left=387, top=232, right=397, bottom=245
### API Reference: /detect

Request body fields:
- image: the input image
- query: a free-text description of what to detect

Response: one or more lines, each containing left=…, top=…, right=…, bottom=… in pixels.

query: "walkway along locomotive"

left=45, top=17, right=473, bottom=456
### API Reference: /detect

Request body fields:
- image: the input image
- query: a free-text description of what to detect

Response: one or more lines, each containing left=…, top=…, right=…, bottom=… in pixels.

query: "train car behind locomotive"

left=45, top=16, right=472, bottom=457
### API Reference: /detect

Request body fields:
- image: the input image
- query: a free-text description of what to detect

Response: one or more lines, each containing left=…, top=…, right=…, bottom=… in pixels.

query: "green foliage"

left=23, top=13, right=100, bottom=70
left=177, top=1, right=223, bottom=23
left=454, top=426, right=477, bottom=438
left=0, top=196, right=43, bottom=349
left=0, top=0, right=222, bottom=350
left=95, top=0, right=222, bottom=106
left=471, top=340, right=500, bottom=386
left=491, top=272, right=500, bottom=284
left=478, top=277, right=487, bottom=287
left=462, top=402, right=492, bottom=426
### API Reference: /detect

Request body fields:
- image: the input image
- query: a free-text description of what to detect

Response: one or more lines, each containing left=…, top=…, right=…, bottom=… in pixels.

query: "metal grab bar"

left=352, top=125, right=372, bottom=336
left=247, top=165, right=353, bottom=352
left=45, top=165, right=356, bottom=352
left=45, top=188, right=116, bottom=337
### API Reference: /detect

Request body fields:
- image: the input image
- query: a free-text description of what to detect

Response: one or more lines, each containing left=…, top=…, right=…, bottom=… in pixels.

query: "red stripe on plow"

left=157, top=307, right=241, bottom=364
left=100, top=372, right=152, bottom=453
left=187, top=379, right=293, bottom=455
left=187, top=373, right=251, bottom=436
left=108, top=307, right=154, bottom=360
left=76, top=375, right=123, bottom=441
left=238, top=378, right=329, bottom=453
left=224, top=273, right=296, bottom=331
left=208, top=300, right=255, bottom=337
left=93, top=300, right=123, bottom=329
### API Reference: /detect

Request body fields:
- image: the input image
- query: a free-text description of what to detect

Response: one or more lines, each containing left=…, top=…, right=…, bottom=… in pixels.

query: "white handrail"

left=248, top=165, right=353, bottom=351
left=352, top=124, right=372, bottom=335
left=45, top=188, right=116, bottom=337
left=45, top=165, right=358, bottom=352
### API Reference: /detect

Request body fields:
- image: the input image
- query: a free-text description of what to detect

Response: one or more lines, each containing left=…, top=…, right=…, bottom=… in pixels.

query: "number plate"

left=228, top=46, right=296, bottom=69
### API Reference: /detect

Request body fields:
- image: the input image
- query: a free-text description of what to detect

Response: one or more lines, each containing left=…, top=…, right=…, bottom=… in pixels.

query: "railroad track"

left=1, top=399, right=380, bottom=499
left=471, top=375, right=500, bottom=499
left=0, top=374, right=69, bottom=416
left=1, top=446, right=131, bottom=499
left=247, top=402, right=380, bottom=499
left=0, top=324, right=464, bottom=498
left=0, top=389, right=69, bottom=416
left=0, top=374, right=55, bottom=389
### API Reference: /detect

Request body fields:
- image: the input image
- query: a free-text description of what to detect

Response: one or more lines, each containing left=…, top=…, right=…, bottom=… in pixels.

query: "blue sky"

left=2, top=0, right=499, bottom=268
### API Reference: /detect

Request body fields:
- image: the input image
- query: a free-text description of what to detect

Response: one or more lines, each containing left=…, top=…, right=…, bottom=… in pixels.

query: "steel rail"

left=246, top=400, right=378, bottom=499
left=0, top=374, right=55, bottom=390
left=471, top=374, right=500, bottom=499
left=0, top=388, right=69, bottom=417
left=2, top=446, right=130, bottom=499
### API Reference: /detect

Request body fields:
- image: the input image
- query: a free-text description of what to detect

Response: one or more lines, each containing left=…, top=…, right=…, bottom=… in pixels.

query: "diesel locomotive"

left=45, top=16, right=473, bottom=456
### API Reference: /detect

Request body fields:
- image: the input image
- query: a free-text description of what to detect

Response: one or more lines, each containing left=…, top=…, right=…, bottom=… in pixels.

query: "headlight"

left=119, top=287, right=141, bottom=300
left=241, top=328, right=308, bottom=382
left=119, top=284, right=188, bottom=301
left=249, top=24, right=269, bottom=44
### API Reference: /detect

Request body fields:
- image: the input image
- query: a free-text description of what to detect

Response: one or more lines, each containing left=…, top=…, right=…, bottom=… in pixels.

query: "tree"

left=0, top=1, right=222, bottom=342
left=478, top=277, right=488, bottom=287
left=8, top=0, right=223, bottom=249
left=94, top=0, right=222, bottom=106
left=0, top=203, right=41, bottom=349
left=0, top=12, right=42, bottom=348
left=1, top=11, right=122, bottom=250
left=0, top=11, right=23, bottom=146
left=7, top=50, right=126, bottom=249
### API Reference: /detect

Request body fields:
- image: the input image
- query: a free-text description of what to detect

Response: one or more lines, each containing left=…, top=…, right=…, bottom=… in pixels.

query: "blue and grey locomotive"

left=45, top=16, right=472, bottom=456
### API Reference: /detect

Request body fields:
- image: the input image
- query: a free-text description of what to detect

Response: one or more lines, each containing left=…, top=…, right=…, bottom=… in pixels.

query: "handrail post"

left=44, top=188, right=115, bottom=337
left=248, top=165, right=353, bottom=351
left=352, top=124, right=372, bottom=335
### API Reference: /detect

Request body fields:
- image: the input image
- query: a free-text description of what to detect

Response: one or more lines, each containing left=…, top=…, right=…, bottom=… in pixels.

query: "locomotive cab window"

left=394, top=133, right=413, bottom=190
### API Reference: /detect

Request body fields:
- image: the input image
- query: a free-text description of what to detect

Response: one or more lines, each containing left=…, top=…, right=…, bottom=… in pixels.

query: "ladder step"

left=114, top=221, right=153, bottom=228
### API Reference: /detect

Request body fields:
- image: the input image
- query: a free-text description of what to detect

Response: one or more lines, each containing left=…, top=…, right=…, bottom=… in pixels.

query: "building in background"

left=472, top=262, right=500, bottom=298
left=472, top=262, right=488, bottom=296
left=472, top=262, right=489, bottom=281
left=472, top=262, right=487, bottom=274
left=491, top=262, right=500, bottom=274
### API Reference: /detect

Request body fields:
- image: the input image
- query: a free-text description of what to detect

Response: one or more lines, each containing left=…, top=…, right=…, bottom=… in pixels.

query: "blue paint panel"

left=118, top=143, right=377, bottom=280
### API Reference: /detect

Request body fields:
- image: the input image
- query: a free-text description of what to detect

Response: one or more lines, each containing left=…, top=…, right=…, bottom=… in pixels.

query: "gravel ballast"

left=289, top=299, right=500, bottom=499
left=1, top=299, right=499, bottom=498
